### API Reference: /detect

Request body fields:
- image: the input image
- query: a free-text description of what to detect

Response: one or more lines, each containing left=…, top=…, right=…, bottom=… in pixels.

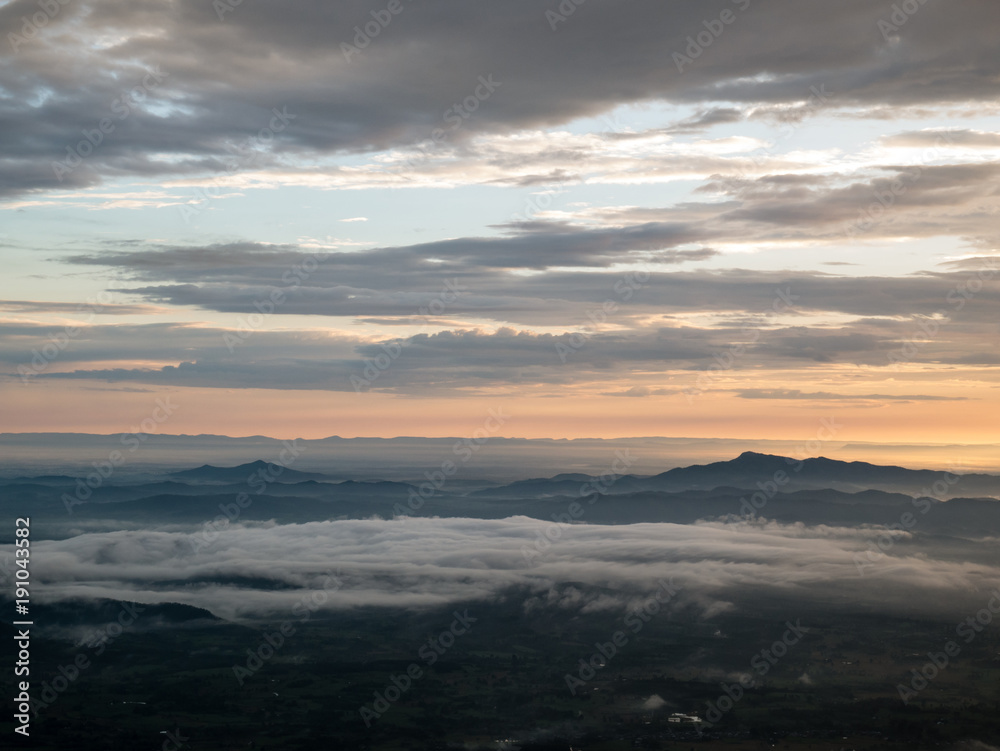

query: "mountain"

left=645, top=451, right=1000, bottom=496
left=6, top=453, right=1000, bottom=539
left=475, top=451, right=1000, bottom=499
left=167, top=460, right=337, bottom=485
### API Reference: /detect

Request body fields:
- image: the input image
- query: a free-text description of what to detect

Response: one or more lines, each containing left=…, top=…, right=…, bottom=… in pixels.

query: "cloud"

left=3, top=0, right=1000, bottom=198
left=641, top=694, right=668, bottom=710
left=602, top=386, right=679, bottom=398
left=50, top=235, right=1000, bottom=326
left=7, top=296, right=998, bottom=392
left=9, top=517, right=1000, bottom=622
left=734, top=389, right=968, bottom=402
left=0, top=300, right=160, bottom=315
left=3, top=1, right=1000, bottom=406
left=883, top=129, right=1000, bottom=149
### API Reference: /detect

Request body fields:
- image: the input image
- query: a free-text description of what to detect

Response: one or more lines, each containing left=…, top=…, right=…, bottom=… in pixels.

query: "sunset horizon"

left=3, top=0, right=1000, bottom=747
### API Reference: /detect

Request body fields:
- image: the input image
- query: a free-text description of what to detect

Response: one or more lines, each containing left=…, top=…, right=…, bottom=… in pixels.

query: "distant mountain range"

left=3, top=453, right=998, bottom=539
left=474, top=451, right=1000, bottom=499
left=167, top=460, right=335, bottom=484
left=4, top=432, right=998, bottom=481
left=6, top=453, right=998, bottom=499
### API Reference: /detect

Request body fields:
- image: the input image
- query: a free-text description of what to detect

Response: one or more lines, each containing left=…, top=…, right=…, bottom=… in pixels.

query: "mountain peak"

left=731, top=451, right=786, bottom=464
left=168, top=460, right=332, bottom=484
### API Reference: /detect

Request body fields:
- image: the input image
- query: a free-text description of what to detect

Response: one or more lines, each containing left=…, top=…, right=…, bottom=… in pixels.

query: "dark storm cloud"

left=3, top=0, right=1000, bottom=196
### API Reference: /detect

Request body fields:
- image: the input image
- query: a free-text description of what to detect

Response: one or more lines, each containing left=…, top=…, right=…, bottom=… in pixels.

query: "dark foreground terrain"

left=3, top=595, right=1000, bottom=750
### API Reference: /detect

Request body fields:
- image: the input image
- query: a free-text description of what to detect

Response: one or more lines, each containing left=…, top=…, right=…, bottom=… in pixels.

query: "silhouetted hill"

left=167, top=460, right=336, bottom=484
left=475, top=451, right=1000, bottom=499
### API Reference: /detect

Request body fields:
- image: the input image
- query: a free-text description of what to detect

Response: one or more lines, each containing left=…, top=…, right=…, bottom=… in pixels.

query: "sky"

left=2, top=0, right=999, bottom=446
